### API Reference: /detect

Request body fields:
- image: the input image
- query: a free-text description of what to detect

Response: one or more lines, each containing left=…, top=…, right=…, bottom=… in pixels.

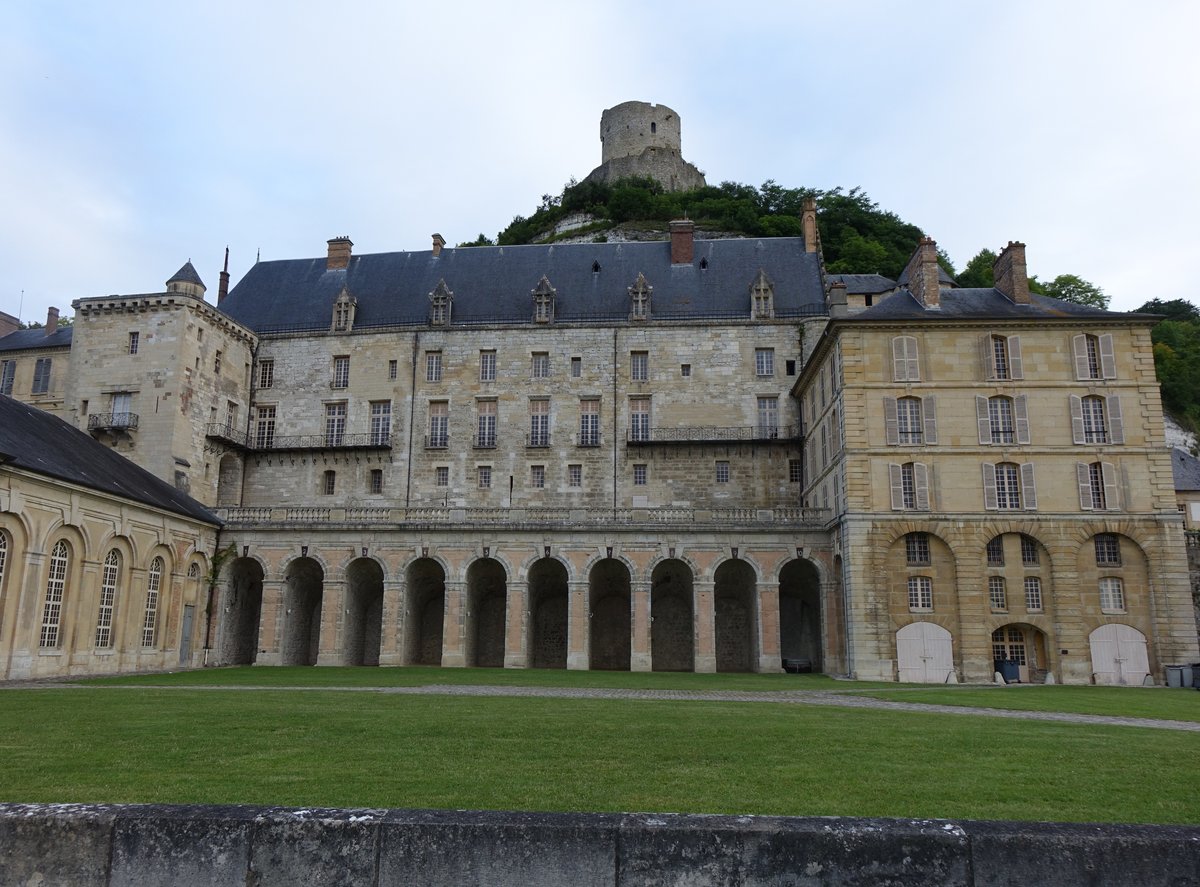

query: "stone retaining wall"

left=2, top=804, right=1198, bottom=886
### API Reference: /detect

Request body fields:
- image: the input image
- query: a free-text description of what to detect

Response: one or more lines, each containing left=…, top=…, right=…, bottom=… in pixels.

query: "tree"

left=457, top=234, right=494, bottom=248
left=957, top=249, right=997, bottom=288
left=1136, top=298, right=1200, bottom=323
left=1040, top=274, right=1109, bottom=309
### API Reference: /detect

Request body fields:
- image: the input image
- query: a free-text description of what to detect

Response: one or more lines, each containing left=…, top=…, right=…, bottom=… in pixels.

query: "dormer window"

left=331, top=287, right=356, bottom=332
left=592, top=261, right=601, bottom=273
left=429, top=279, right=453, bottom=326
left=532, top=275, right=556, bottom=324
left=750, top=269, right=774, bottom=319
left=628, top=272, right=652, bottom=321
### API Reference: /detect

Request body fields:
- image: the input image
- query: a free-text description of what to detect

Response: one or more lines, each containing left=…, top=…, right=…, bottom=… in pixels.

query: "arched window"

left=95, top=549, right=121, bottom=648
left=141, top=556, right=164, bottom=647
left=40, top=540, right=69, bottom=648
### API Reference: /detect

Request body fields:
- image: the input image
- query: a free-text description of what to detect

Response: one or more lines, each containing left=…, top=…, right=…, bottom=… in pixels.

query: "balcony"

left=627, top=425, right=800, bottom=445
left=575, top=431, right=603, bottom=447
left=473, top=432, right=497, bottom=449
left=88, top=412, right=139, bottom=433
left=425, top=433, right=449, bottom=450
left=205, top=423, right=391, bottom=452
left=526, top=431, right=551, bottom=448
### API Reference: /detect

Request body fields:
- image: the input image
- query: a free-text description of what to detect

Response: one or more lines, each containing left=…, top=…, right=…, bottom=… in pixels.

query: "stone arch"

left=779, top=558, right=822, bottom=672
left=527, top=557, right=568, bottom=669
left=580, top=549, right=639, bottom=584
left=343, top=557, right=384, bottom=666
left=282, top=556, right=323, bottom=666
left=645, top=549, right=702, bottom=584
left=883, top=528, right=959, bottom=633
left=219, top=556, right=264, bottom=665
left=589, top=557, right=631, bottom=670
left=0, top=510, right=33, bottom=554
left=650, top=558, right=693, bottom=672
left=709, top=553, right=765, bottom=585
left=714, top=559, right=757, bottom=672
left=466, top=557, right=507, bottom=668
left=405, top=557, right=445, bottom=666
left=217, top=453, right=242, bottom=507
left=991, top=621, right=1051, bottom=684
left=277, top=549, right=331, bottom=582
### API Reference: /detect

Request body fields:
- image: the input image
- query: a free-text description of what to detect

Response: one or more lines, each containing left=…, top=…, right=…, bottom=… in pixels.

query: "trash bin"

left=1192, top=664, right=1200, bottom=689
left=1166, top=665, right=1185, bottom=688
left=994, top=659, right=1020, bottom=683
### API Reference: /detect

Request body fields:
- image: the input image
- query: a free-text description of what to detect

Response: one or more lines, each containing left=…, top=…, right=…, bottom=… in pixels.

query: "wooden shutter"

left=1007, top=336, right=1024, bottom=380
left=1014, top=395, right=1030, bottom=445
left=1077, top=463, right=1094, bottom=510
left=982, top=463, right=998, bottom=510
left=914, top=463, right=930, bottom=510
left=1069, top=395, right=1085, bottom=444
left=981, top=335, right=995, bottom=380
left=976, top=396, right=992, bottom=445
left=1072, top=334, right=1090, bottom=380
left=889, top=463, right=905, bottom=510
left=1099, top=333, right=1116, bottom=379
left=923, top=396, right=938, bottom=445
left=1020, top=463, right=1037, bottom=510
left=884, top=397, right=899, bottom=445
left=1106, top=395, right=1124, bottom=444
left=892, top=337, right=908, bottom=381
left=1102, top=462, right=1120, bottom=510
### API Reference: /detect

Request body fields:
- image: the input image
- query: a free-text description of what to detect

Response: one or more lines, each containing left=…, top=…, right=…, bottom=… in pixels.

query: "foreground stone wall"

left=2, top=804, right=1197, bottom=887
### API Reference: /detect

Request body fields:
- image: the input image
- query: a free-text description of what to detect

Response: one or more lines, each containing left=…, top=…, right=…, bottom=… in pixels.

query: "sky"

left=2, top=0, right=1198, bottom=322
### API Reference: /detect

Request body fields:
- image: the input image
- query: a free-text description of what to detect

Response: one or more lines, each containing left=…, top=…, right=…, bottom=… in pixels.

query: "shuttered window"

left=891, top=336, right=920, bottom=382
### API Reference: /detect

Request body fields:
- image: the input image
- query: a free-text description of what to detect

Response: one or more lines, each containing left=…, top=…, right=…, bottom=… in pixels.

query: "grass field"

left=3, top=669, right=1199, bottom=824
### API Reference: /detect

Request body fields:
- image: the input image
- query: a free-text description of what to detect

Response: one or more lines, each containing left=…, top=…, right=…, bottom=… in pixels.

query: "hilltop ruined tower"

left=583, top=101, right=706, bottom=192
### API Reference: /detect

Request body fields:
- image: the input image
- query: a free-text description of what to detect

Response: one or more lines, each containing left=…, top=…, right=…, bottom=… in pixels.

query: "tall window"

left=428, top=402, right=448, bottom=448
left=990, top=335, right=1009, bottom=380
left=531, top=352, right=550, bottom=379
left=0, top=360, right=13, bottom=395
left=789, top=459, right=803, bottom=484
left=1073, top=333, right=1115, bottom=380
left=32, top=358, right=52, bottom=394
left=529, top=399, right=550, bottom=447
left=1020, top=535, right=1039, bottom=565
left=388, top=360, right=398, bottom=380
left=1094, top=534, right=1121, bottom=566
left=757, top=396, right=779, bottom=438
left=476, top=400, right=497, bottom=448
left=891, top=336, right=919, bottom=382
left=322, top=470, right=336, bottom=495
left=992, top=627, right=1027, bottom=665
left=479, top=350, right=496, bottom=382
left=568, top=464, right=582, bottom=487
left=755, top=348, right=775, bottom=377
left=631, top=351, right=649, bottom=382
left=369, top=469, right=384, bottom=494
left=905, top=532, right=930, bottom=566
left=630, top=398, right=650, bottom=442
left=1024, top=577, right=1043, bottom=611
left=989, top=397, right=1014, bottom=444
left=889, top=462, right=929, bottom=511
left=715, top=461, right=730, bottom=483
left=579, top=400, right=600, bottom=446
left=332, top=356, right=349, bottom=389
left=370, top=401, right=392, bottom=445
left=324, top=402, right=346, bottom=446
left=988, top=576, right=1008, bottom=611
left=530, top=465, right=545, bottom=489
left=478, top=466, right=492, bottom=488
left=750, top=270, right=774, bottom=319
left=897, top=397, right=923, bottom=444
left=984, top=462, right=1034, bottom=510
left=128, top=331, right=140, bottom=354
left=629, top=272, right=651, bottom=319
left=257, top=359, right=274, bottom=389
left=255, top=406, right=276, bottom=449
left=571, top=357, right=582, bottom=378
left=995, top=463, right=1021, bottom=509
left=95, top=550, right=120, bottom=648
left=907, top=576, right=932, bottom=611
left=986, top=537, right=1004, bottom=566
left=1099, top=577, right=1125, bottom=613
left=435, top=466, right=449, bottom=487
left=40, top=540, right=69, bottom=647
left=1081, top=396, right=1107, bottom=444
left=141, top=556, right=163, bottom=647
left=426, top=351, right=443, bottom=382
left=633, top=463, right=647, bottom=486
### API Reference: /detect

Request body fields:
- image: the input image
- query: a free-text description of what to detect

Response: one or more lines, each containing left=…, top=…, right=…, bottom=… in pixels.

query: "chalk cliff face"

left=582, top=101, right=706, bottom=192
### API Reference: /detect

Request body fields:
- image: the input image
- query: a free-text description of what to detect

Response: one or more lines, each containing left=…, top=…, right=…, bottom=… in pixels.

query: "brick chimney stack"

left=903, top=237, right=942, bottom=309
left=327, top=236, right=353, bottom=271
left=801, top=196, right=818, bottom=254
left=669, top=219, right=694, bottom=265
left=217, top=247, right=230, bottom=305
left=432, top=233, right=446, bottom=258
left=993, top=241, right=1031, bottom=304
left=45, top=307, right=59, bottom=335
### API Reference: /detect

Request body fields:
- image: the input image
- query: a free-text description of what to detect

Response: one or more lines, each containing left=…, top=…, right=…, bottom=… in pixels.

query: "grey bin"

left=1193, top=664, right=1200, bottom=688
left=1165, top=665, right=1193, bottom=688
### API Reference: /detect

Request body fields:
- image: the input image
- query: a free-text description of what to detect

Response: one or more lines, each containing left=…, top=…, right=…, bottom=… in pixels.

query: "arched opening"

left=779, top=558, right=822, bottom=672
left=589, top=558, right=631, bottom=670
left=991, top=622, right=1049, bottom=684
left=651, top=559, right=693, bottom=672
left=217, top=454, right=242, bottom=507
left=896, top=621, right=954, bottom=683
left=405, top=558, right=445, bottom=666
left=466, top=558, right=507, bottom=668
left=282, top=557, right=323, bottom=666
left=343, top=558, right=384, bottom=666
left=714, top=559, right=757, bottom=672
left=1089, top=624, right=1150, bottom=685
left=528, top=558, right=568, bottom=669
left=221, top=557, right=263, bottom=665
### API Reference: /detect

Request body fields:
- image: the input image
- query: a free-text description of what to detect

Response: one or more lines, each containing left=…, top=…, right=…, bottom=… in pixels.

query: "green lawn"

left=1, top=687, right=1197, bottom=824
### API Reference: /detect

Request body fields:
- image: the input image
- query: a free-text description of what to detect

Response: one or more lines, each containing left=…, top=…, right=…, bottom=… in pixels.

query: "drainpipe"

left=612, top=327, right=619, bottom=515
left=405, top=332, right=419, bottom=508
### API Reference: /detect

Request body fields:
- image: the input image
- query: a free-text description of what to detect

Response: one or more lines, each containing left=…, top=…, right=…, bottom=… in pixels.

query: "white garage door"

left=896, top=621, right=954, bottom=683
left=1089, top=624, right=1150, bottom=686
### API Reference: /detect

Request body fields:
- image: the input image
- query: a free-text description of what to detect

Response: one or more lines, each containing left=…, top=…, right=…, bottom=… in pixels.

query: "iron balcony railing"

left=526, top=431, right=552, bottom=448
left=88, top=412, right=139, bottom=431
left=205, top=423, right=391, bottom=451
left=425, top=433, right=449, bottom=449
left=473, top=432, right=497, bottom=449
left=627, top=424, right=800, bottom=444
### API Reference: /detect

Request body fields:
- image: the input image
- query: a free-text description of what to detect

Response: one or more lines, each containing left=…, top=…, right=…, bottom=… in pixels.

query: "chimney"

left=45, top=306, right=59, bottom=335
left=801, top=196, right=818, bottom=254
left=827, top=279, right=848, bottom=318
left=432, top=233, right=446, bottom=258
left=993, top=241, right=1030, bottom=304
left=903, top=236, right=941, bottom=309
left=217, top=246, right=230, bottom=305
left=669, top=219, right=694, bottom=265
left=327, top=236, right=353, bottom=271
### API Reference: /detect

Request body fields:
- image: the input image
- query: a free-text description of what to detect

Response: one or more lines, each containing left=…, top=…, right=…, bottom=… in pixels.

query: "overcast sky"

left=2, top=0, right=1197, bottom=322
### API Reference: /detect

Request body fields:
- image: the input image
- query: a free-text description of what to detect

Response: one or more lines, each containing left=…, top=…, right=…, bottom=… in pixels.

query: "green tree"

left=957, top=249, right=997, bottom=288
left=1041, top=274, right=1109, bottom=309
left=1136, top=298, right=1200, bottom=323
left=457, top=233, right=494, bottom=248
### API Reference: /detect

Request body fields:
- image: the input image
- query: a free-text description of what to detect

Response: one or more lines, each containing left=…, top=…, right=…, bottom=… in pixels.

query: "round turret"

left=600, top=101, right=683, bottom=163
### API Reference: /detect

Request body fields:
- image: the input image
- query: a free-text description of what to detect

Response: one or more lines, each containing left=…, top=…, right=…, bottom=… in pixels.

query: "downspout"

left=612, top=327, right=619, bottom=515
left=405, top=332, right=419, bottom=508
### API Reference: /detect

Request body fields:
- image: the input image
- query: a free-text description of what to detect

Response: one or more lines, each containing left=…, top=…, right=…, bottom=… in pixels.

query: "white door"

left=896, top=622, right=954, bottom=683
left=1089, top=624, right=1150, bottom=685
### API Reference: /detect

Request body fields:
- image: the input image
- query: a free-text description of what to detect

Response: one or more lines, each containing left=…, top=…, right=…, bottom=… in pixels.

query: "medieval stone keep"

left=0, top=105, right=1195, bottom=683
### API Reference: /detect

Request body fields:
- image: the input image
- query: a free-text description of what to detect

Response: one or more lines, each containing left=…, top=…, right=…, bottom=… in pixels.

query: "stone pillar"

left=567, top=581, right=590, bottom=670
left=631, top=581, right=652, bottom=672
left=68, top=557, right=102, bottom=670
left=123, top=567, right=148, bottom=672
left=693, top=580, right=716, bottom=673
left=504, top=583, right=529, bottom=669
left=256, top=579, right=284, bottom=666
left=3, top=549, right=45, bottom=679
left=758, top=582, right=782, bottom=673
left=442, top=581, right=466, bottom=667
left=378, top=578, right=405, bottom=666
left=316, top=578, right=344, bottom=665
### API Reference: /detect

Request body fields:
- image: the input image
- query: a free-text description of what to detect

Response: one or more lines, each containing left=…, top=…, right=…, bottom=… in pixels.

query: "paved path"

left=9, top=679, right=1199, bottom=733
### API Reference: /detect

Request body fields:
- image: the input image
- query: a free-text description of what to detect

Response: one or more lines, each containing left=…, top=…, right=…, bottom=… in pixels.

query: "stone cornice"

left=72, top=292, right=257, bottom=347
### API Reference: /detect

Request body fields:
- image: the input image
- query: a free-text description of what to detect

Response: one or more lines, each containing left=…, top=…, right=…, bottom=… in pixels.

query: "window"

left=479, top=350, right=496, bottom=382
left=1099, top=577, right=1125, bottom=613
left=0, top=360, right=13, bottom=395
left=716, top=461, right=730, bottom=483
left=1081, top=396, right=1106, bottom=444
left=258, top=359, right=274, bottom=389
left=633, top=463, right=647, bottom=485
left=478, top=466, right=492, bottom=489
left=428, top=402, right=448, bottom=448
left=1078, top=461, right=1118, bottom=511
left=755, top=348, right=775, bottom=377
left=529, top=399, right=550, bottom=447
left=255, top=405, right=276, bottom=448
left=332, top=355, right=349, bottom=389
left=388, top=359, right=398, bottom=380
left=1020, top=535, right=1039, bottom=566
left=992, top=627, right=1027, bottom=665
left=1094, top=534, right=1121, bottom=566
left=476, top=400, right=497, bottom=448
left=988, top=397, right=1014, bottom=444
left=820, top=426, right=828, bottom=467
left=322, top=470, right=336, bottom=495
left=750, top=270, right=774, bottom=319
left=370, top=401, right=392, bottom=445
left=435, top=466, right=449, bottom=487
left=988, top=576, right=1008, bottom=611
left=631, top=351, right=648, bottom=382
left=1071, top=395, right=1124, bottom=446
left=986, top=335, right=1023, bottom=380
left=426, top=351, right=443, bottom=382
left=907, top=576, right=932, bottom=611
left=531, top=352, right=550, bottom=379
left=141, top=556, right=164, bottom=647
left=325, top=402, right=346, bottom=446
left=213, top=351, right=222, bottom=375
left=757, top=396, right=779, bottom=438
left=995, top=463, right=1020, bottom=509
left=789, top=459, right=803, bottom=484
left=986, top=537, right=1005, bottom=566
left=786, top=359, right=796, bottom=376
left=568, top=464, right=582, bottom=487
left=531, top=465, right=545, bottom=489
left=990, top=335, right=1008, bottom=379
left=40, top=540, right=69, bottom=647
left=532, top=276, right=555, bottom=322
left=579, top=399, right=600, bottom=446
left=891, top=336, right=919, bottom=382
left=630, top=398, right=650, bottom=442
left=430, top=281, right=452, bottom=326
left=333, top=298, right=352, bottom=331
left=1073, top=333, right=1116, bottom=380
left=95, top=549, right=120, bottom=648
left=680, top=363, right=691, bottom=378
left=889, top=462, right=929, bottom=510
left=885, top=396, right=931, bottom=445
left=369, top=469, right=383, bottom=494
left=32, top=357, right=52, bottom=394
left=983, top=462, right=1035, bottom=510
left=905, top=533, right=931, bottom=566
left=571, top=357, right=582, bottom=378
left=128, top=331, right=140, bottom=354
left=224, top=400, right=238, bottom=431
left=1024, top=577, right=1043, bottom=611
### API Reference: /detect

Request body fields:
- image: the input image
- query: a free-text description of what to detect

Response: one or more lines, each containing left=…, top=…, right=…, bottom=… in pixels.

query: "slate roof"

left=827, top=273, right=896, bottom=295
left=850, top=287, right=1142, bottom=321
left=220, top=238, right=827, bottom=332
left=0, top=395, right=219, bottom=525
left=1172, top=447, right=1200, bottom=492
left=168, top=261, right=206, bottom=289
left=0, top=326, right=73, bottom=352
left=897, top=264, right=957, bottom=287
